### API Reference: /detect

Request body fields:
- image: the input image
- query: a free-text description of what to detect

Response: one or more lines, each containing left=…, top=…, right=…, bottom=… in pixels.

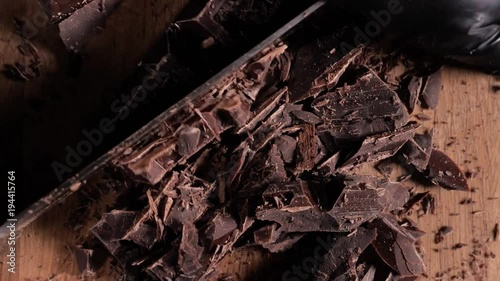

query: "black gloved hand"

left=334, top=0, right=500, bottom=74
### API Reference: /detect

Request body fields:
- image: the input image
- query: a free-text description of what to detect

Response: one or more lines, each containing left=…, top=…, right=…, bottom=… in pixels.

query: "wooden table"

left=1, top=1, right=499, bottom=280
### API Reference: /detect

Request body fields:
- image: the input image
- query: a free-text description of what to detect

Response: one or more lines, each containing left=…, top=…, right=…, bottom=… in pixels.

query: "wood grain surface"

left=0, top=1, right=499, bottom=280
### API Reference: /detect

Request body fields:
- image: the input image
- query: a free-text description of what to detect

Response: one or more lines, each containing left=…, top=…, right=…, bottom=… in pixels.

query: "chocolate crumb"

left=493, top=223, right=499, bottom=241
left=452, top=243, right=468, bottom=250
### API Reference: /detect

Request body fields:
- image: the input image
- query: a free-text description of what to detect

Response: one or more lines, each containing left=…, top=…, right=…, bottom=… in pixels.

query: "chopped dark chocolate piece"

left=313, top=72, right=409, bottom=140
left=58, top=0, right=122, bottom=51
left=401, top=131, right=433, bottom=172
left=434, top=226, right=453, bottom=244
left=369, top=215, right=426, bottom=277
left=177, top=126, right=201, bottom=156
left=420, top=70, right=442, bottom=109
left=426, top=149, right=469, bottom=191
left=178, top=224, right=204, bottom=276
left=317, top=151, right=341, bottom=176
left=293, top=47, right=363, bottom=102
left=206, top=213, right=238, bottom=248
left=276, top=135, right=297, bottom=164
left=328, top=176, right=409, bottom=231
left=74, top=246, right=93, bottom=275
left=146, top=245, right=179, bottom=281
left=407, top=76, right=423, bottom=113
left=312, top=227, right=377, bottom=281
left=338, top=123, right=420, bottom=172
left=90, top=210, right=137, bottom=255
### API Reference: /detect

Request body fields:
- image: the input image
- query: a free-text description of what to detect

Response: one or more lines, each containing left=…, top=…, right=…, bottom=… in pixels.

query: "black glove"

left=334, top=0, right=500, bottom=74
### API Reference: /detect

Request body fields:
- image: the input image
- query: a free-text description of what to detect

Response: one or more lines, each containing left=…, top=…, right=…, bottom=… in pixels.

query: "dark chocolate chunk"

left=407, top=76, right=423, bottom=112
left=312, top=227, right=377, bottom=281
left=90, top=210, right=137, bottom=255
left=369, top=215, right=426, bottom=277
left=74, top=246, right=93, bottom=274
left=420, top=70, right=443, bottom=109
left=426, top=149, right=469, bottom=191
left=293, top=47, right=363, bottom=102
left=206, top=213, right=238, bottom=247
left=328, top=176, right=409, bottom=231
left=146, top=245, right=179, bottom=281
left=177, top=126, right=201, bottom=156
left=401, top=131, right=433, bottom=172
left=58, top=0, right=122, bottom=51
left=276, top=135, right=297, bottom=164
left=178, top=223, right=204, bottom=276
left=313, top=72, right=409, bottom=140
left=338, top=123, right=420, bottom=172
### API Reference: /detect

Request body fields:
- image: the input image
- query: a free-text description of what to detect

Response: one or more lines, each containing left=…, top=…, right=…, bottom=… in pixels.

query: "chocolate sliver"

left=426, top=149, right=469, bottom=191
left=370, top=215, right=426, bottom=277
left=291, top=110, right=322, bottom=125
left=420, top=70, right=442, bottom=109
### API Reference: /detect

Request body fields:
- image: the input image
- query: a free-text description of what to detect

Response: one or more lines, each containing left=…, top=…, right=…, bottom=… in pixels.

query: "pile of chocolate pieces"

left=84, top=41, right=469, bottom=281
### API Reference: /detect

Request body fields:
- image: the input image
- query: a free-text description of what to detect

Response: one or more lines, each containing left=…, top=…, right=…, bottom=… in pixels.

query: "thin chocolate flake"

left=434, top=226, right=453, bottom=244
left=291, top=110, right=322, bottom=125
left=420, top=69, right=443, bottom=109
left=427, top=149, right=469, bottom=191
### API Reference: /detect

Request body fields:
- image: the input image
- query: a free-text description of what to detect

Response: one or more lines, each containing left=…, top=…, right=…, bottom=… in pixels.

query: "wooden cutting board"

left=1, top=1, right=499, bottom=280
